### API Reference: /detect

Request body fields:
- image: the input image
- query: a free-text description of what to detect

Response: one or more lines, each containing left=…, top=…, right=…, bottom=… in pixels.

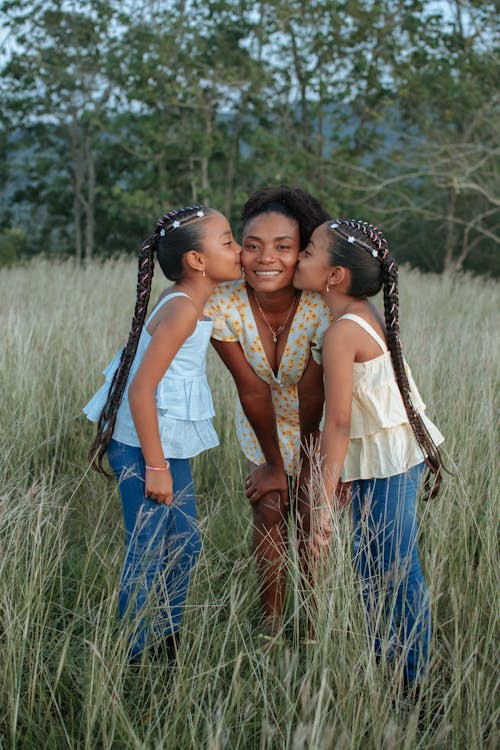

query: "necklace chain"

left=252, top=289, right=299, bottom=343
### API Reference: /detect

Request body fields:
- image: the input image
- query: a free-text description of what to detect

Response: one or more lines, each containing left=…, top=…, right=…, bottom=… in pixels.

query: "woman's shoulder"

left=205, top=280, right=247, bottom=338
left=206, top=279, right=246, bottom=311
left=213, top=279, right=246, bottom=298
left=300, top=289, right=330, bottom=315
left=297, top=291, right=333, bottom=336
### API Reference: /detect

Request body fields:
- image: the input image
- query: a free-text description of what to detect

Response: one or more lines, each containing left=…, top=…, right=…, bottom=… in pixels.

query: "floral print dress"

left=206, top=280, right=332, bottom=474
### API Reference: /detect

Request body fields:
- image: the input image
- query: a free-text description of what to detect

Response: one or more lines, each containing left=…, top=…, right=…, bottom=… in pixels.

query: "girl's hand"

left=309, top=504, right=333, bottom=559
left=336, top=481, right=352, bottom=508
left=245, top=463, right=289, bottom=506
left=145, top=467, right=173, bottom=505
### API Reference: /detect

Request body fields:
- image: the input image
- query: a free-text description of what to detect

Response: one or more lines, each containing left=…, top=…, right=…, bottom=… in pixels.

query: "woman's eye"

left=278, top=244, right=290, bottom=251
left=244, top=243, right=258, bottom=250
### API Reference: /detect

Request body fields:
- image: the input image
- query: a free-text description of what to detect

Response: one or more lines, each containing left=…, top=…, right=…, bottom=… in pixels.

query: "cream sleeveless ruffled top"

left=339, top=314, right=444, bottom=481
left=83, top=292, right=218, bottom=459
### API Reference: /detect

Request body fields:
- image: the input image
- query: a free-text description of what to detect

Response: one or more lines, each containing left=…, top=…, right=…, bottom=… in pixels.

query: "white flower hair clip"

left=329, top=222, right=338, bottom=229
left=372, top=250, right=379, bottom=257
left=347, top=236, right=355, bottom=243
left=172, top=220, right=180, bottom=229
left=196, top=210, right=205, bottom=218
left=160, top=229, right=165, bottom=236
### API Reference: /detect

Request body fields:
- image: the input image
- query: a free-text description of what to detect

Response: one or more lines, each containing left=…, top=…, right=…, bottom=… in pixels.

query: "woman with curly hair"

left=206, top=186, right=331, bottom=637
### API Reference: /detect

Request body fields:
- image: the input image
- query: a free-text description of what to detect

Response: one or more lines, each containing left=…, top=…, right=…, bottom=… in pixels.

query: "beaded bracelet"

left=145, top=462, right=170, bottom=471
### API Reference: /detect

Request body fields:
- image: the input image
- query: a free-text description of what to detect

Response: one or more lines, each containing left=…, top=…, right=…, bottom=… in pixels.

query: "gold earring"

left=202, top=268, right=206, bottom=277
left=326, top=282, right=331, bottom=293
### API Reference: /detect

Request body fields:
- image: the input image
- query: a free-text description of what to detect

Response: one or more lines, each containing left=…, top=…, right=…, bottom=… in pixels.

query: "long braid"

left=330, top=219, right=444, bottom=499
left=88, top=236, right=156, bottom=474
left=381, top=255, right=443, bottom=498
left=88, top=206, right=207, bottom=475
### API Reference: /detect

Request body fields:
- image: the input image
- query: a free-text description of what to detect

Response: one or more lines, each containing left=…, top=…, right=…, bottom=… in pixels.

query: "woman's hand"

left=145, top=467, right=174, bottom=505
left=244, top=463, right=289, bottom=506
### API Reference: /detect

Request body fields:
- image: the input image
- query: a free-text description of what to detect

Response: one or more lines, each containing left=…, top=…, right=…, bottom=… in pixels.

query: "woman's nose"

left=258, top=245, right=275, bottom=262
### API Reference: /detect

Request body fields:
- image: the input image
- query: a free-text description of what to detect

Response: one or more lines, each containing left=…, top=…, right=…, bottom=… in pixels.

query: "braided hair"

left=326, top=219, right=444, bottom=499
left=241, top=186, right=330, bottom=250
left=89, top=205, right=213, bottom=475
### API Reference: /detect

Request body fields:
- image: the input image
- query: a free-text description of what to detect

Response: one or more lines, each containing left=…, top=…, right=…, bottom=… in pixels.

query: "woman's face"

left=293, top=223, right=332, bottom=293
left=241, top=211, right=300, bottom=294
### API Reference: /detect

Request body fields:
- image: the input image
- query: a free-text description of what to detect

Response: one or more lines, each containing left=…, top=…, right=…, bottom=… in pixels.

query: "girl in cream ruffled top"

left=340, top=313, right=444, bottom=482
left=294, top=217, right=445, bottom=690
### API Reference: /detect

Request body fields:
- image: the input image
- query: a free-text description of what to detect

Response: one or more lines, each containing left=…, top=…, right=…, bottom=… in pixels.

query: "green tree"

left=378, top=0, right=500, bottom=272
left=1, top=0, right=498, bottom=273
left=1, top=0, right=114, bottom=260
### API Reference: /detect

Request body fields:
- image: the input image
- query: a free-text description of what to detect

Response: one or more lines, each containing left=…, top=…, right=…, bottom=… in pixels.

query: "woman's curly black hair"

left=241, top=186, right=330, bottom=250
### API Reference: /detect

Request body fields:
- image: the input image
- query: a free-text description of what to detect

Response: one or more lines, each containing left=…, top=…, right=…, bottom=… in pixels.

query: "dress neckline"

left=243, top=284, right=303, bottom=381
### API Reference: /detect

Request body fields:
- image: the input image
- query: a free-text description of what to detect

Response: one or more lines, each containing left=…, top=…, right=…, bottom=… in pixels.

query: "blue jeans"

left=107, top=439, right=201, bottom=657
left=352, top=463, right=431, bottom=684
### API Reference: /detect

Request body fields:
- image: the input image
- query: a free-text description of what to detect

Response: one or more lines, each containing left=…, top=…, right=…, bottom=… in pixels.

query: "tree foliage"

left=1, top=0, right=498, bottom=273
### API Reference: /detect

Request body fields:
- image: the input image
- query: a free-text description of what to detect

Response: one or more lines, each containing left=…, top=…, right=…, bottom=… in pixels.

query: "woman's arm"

left=128, top=297, right=198, bottom=504
left=211, top=338, right=288, bottom=505
left=304, top=324, right=355, bottom=558
left=296, top=355, right=324, bottom=513
left=297, top=354, right=324, bottom=452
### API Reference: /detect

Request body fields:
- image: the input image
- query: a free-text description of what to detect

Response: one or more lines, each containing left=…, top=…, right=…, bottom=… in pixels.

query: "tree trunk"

left=85, top=136, right=95, bottom=261
left=73, top=190, right=82, bottom=263
left=443, top=186, right=457, bottom=271
left=71, top=128, right=84, bottom=263
left=189, top=156, right=198, bottom=204
left=224, top=109, right=242, bottom=219
left=287, top=22, right=311, bottom=152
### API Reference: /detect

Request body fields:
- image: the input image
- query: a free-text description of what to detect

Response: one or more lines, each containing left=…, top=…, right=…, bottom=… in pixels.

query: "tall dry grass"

left=0, top=257, right=498, bottom=749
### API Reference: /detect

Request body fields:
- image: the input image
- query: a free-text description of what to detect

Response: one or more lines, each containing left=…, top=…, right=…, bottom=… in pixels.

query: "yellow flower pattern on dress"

left=206, top=280, right=332, bottom=474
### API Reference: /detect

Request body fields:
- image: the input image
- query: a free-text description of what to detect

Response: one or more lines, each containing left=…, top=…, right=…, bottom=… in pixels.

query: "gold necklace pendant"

left=252, top=289, right=298, bottom=344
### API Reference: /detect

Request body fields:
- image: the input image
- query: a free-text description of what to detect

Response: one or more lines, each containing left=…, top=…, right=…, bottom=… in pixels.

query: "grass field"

left=0, top=257, right=498, bottom=749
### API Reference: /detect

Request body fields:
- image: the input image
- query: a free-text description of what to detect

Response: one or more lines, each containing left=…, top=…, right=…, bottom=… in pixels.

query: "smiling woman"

left=205, top=186, right=331, bottom=636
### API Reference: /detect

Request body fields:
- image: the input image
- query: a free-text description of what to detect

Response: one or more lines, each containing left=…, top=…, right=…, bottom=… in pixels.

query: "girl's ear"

left=327, top=265, right=348, bottom=288
left=184, top=249, right=205, bottom=274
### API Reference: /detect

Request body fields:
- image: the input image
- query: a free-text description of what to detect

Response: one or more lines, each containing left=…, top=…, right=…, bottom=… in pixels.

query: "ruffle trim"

left=111, top=416, right=219, bottom=459
left=83, top=383, right=110, bottom=423
left=342, top=418, right=444, bottom=481
left=156, top=375, right=215, bottom=420
left=351, top=355, right=428, bottom=438
left=83, top=354, right=215, bottom=423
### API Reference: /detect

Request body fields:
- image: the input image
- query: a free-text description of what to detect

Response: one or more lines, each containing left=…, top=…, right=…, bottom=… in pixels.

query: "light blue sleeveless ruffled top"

left=83, top=292, right=218, bottom=459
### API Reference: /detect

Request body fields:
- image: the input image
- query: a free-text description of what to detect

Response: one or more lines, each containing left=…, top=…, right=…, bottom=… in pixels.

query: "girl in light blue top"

left=84, top=206, right=241, bottom=661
